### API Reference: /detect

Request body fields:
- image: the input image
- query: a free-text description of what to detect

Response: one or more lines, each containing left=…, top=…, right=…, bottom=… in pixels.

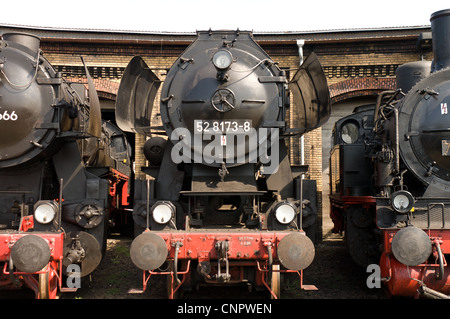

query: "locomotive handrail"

left=0, top=49, right=40, bottom=89
left=230, top=58, right=273, bottom=73
left=172, top=241, right=183, bottom=284
left=434, top=240, right=445, bottom=280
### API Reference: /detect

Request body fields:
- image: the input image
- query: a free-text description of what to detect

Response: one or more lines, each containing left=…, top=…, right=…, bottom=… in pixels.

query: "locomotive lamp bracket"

left=216, top=70, right=229, bottom=82
left=419, top=87, right=438, bottom=99
left=425, top=161, right=437, bottom=177
left=179, top=57, right=194, bottom=64
left=179, top=57, right=194, bottom=70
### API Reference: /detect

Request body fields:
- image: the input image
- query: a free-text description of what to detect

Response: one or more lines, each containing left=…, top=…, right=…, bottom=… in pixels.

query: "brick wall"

left=39, top=33, right=433, bottom=197
left=329, top=77, right=397, bottom=103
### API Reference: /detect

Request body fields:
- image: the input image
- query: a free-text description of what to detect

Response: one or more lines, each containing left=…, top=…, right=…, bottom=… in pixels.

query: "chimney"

left=430, top=9, right=450, bottom=71
left=1, top=32, right=40, bottom=54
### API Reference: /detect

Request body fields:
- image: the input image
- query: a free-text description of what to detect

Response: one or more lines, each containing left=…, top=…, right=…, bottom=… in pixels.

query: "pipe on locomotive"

left=296, top=39, right=306, bottom=175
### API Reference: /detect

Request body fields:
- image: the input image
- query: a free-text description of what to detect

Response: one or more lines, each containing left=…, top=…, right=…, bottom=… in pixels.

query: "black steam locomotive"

left=116, top=30, right=330, bottom=298
left=329, top=9, right=450, bottom=297
left=0, top=32, right=132, bottom=298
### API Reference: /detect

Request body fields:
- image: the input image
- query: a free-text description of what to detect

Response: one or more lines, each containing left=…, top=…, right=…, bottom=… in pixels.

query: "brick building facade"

left=0, top=24, right=433, bottom=237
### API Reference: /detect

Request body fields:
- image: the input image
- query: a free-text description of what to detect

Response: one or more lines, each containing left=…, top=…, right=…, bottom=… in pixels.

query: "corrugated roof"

left=0, top=23, right=431, bottom=44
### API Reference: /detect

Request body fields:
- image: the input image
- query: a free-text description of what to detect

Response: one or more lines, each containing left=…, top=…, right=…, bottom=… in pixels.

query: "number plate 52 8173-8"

left=194, top=120, right=252, bottom=133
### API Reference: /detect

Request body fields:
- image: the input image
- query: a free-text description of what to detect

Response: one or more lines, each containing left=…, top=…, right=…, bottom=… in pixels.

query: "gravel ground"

left=57, top=232, right=387, bottom=300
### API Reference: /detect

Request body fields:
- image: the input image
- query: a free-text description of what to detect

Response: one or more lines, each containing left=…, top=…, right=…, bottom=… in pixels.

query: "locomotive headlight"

left=391, top=190, right=414, bottom=213
left=151, top=201, right=175, bottom=224
left=274, top=201, right=297, bottom=224
left=34, top=200, right=58, bottom=224
left=212, top=50, right=233, bottom=70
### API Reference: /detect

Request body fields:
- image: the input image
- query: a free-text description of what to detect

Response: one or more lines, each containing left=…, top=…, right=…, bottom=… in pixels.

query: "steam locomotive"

left=116, top=30, right=330, bottom=298
left=329, top=9, right=450, bottom=298
left=0, top=32, right=132, bottom=298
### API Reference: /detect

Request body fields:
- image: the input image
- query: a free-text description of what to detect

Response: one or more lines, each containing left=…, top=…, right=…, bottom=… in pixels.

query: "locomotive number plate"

left=194, top=120, right=252, bottom=133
